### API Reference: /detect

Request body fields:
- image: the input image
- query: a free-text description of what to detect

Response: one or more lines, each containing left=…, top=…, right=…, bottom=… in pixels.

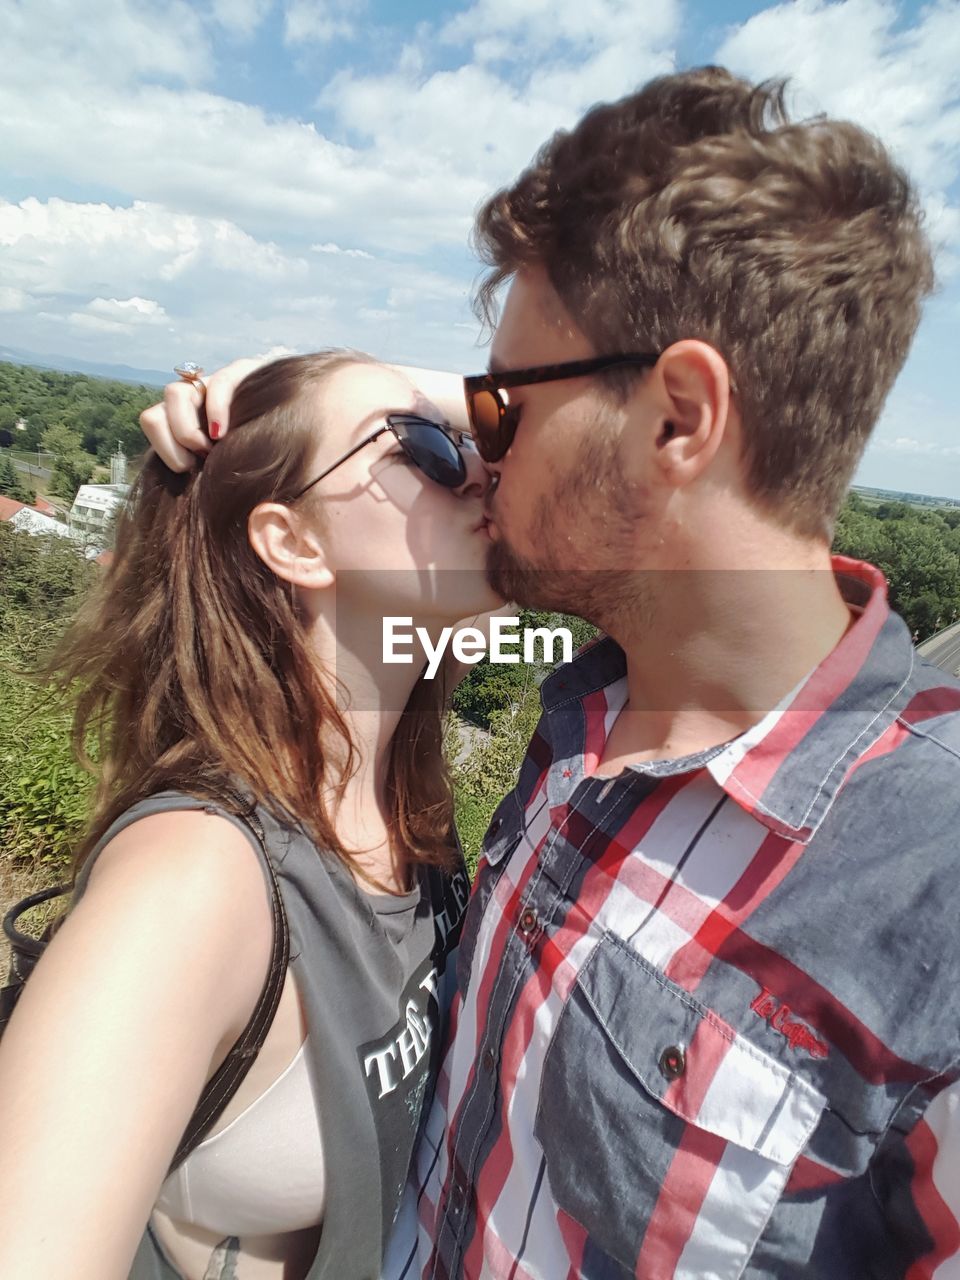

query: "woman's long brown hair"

left=53, top=351, right=454, bottom=878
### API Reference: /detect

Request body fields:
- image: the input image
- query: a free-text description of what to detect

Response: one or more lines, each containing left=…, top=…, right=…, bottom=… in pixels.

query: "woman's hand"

left=139, top=358, right=470, bottom=471
left=139, top=357, right=267, bottom=471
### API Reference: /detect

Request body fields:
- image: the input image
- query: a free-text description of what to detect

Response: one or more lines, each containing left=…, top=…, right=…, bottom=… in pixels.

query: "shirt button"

left=482, top=1048, right=496, bottom=1073
left=488, top=817, right=502, bottom=836
left=659, top=1045, right=686, bottom=1080
left=519, top=907, right=538, bottom=936
left=450, top=1180, right=465, bottom=1215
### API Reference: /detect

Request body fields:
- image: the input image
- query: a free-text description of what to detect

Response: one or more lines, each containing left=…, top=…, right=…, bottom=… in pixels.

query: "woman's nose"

left=456, top=435, right=491, bottom=498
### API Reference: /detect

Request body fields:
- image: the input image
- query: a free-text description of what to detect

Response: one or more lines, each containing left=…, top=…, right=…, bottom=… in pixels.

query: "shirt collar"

left=539, top=556, right=916, bottom=843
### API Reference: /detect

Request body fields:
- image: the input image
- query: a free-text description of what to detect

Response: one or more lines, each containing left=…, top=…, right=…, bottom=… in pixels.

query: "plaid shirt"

left=384, top=557, right=960, bottom=1280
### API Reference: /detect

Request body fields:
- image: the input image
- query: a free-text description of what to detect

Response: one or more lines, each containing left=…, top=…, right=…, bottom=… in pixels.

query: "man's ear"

left=652, top=340, right=732, bottom=487
left=247, top=502, right=335, bottom=590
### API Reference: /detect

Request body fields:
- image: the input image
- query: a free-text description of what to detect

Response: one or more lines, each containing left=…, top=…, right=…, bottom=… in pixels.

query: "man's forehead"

left=488, top=269, right=588, bottom=371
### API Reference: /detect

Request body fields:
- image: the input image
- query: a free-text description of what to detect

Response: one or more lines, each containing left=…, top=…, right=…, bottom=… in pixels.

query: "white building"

left=68, top=482, right=129, bottom=547
left=7, top=505, right=70, bottom=539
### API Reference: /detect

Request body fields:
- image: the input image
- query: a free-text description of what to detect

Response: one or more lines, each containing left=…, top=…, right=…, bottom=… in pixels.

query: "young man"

left=147, top=67, right=958, bottom=1279
left=385, top=68, right=959, bottom=1279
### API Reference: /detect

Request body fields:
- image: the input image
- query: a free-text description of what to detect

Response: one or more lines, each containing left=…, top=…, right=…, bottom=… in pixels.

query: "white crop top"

left=156, top=1040, right=326, bottom=1237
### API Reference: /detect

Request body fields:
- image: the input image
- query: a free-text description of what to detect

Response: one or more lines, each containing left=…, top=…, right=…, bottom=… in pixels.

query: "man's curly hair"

left=474, top=66, right=934, bottom=537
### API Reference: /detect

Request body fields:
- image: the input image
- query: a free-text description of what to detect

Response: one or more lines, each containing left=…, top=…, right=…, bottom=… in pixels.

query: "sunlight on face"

left=302, top=362, right=500, bottom=624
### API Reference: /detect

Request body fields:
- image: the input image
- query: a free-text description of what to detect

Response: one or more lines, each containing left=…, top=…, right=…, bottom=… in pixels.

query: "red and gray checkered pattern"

left=383, top=558, right=960, bottom=1280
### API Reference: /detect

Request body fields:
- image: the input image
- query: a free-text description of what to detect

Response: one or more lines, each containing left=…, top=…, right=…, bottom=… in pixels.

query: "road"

left=917, top=620, right=960, bottom=676
left=6, top=457, right=53, bottom=482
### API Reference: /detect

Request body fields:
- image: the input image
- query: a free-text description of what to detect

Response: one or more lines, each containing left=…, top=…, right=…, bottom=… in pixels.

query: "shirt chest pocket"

left=534, top=933, right=826, bottom=1280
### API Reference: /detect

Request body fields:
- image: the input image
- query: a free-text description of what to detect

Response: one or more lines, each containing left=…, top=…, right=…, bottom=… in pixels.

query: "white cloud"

left=442, top=0, right=678, bottom=60
left=716, top=0, right=960, bottom=258
left=718, top=1, right=960, bottom=177
left=283, top=0, right=355, bottom=44
left=878, top=435, right=942, bottom=455
left=87, top=296, right=169, bottom=324
left=0, top=79, right=473, bottom=252
left=274, top=293, right=338, bottom=313
left=312, top=242, right=374, bottom=259
left=0, top=287, right=28, bottom=312
left=2, top=0, right=958, bottom=472
left=209, top=0, right=273, bottom=36
left=0, top=197, right=307, bottom=297
left=254, top=344, right=300, bottom=361
left=0, top=0, right=680, bottom=258
left=322, top=0, right=680, bottom=193
left=62, top=313, right=138, bottom=336
left=0, top=195, right=480, bottom=374
left=1, top=0, right=210, bottom=89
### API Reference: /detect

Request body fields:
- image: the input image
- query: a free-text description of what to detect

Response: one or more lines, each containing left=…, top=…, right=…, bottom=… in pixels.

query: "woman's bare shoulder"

left=82, top=806, right=275, bottom=996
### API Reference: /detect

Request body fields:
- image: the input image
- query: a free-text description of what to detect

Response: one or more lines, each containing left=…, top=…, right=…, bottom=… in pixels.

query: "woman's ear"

left=247, top=503, right=335, bottom=590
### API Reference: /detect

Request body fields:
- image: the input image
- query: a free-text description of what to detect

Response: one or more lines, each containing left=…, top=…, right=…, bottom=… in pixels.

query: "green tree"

left=875, top=501, right=912, bottom=521
left=451, top=609, right=596, bottom=729
left=449, top=680, right=544, bottom=872
left=875, top=518, right=960, bottom=631
left=833, top=496, right=960, bottom=641
left=832, top=503, right=882, bottom=563
left=0, top=359, right=155, bottom=463
left=41, top=423, right=95, bottom=503
left=20, top=414, right=48, bottom=451
left=0, top=454, right=34, bottom=504
left=0, top=522, right=96, bottom=625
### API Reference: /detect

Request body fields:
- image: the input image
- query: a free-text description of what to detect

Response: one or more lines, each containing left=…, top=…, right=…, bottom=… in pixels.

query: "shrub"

left=449, top=677, right=544, bottom=872
left=0, top=632, right=93, bottom=868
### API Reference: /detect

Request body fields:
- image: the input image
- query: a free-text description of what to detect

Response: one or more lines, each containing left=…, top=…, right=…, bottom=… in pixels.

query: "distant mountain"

left=0, top=344, right=169, bottom=387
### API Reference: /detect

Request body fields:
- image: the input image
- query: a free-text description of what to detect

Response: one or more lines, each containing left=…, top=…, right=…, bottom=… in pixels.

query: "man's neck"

left=598, top=538, right=854, bottom=770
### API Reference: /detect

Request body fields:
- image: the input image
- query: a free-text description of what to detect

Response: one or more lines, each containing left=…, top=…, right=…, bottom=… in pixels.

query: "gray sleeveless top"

left=74, top=791, right=471, bottom=1280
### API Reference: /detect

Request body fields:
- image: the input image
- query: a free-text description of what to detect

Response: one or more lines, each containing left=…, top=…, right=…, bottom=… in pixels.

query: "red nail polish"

left=209, top=421, right=221, bottom=440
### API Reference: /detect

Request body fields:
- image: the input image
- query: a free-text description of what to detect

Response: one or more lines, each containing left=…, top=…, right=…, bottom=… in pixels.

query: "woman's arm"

left=0, top=809, right=274, bottom=1279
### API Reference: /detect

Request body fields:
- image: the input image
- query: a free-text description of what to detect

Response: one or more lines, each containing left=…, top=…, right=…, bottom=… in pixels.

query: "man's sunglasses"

left=463, top=352, right=660, bottom=463
left=290, top=413, right=472, bottom=502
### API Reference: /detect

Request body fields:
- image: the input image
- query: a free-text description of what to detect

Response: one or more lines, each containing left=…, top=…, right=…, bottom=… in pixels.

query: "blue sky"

left=2, top=0, right=959, bottom=495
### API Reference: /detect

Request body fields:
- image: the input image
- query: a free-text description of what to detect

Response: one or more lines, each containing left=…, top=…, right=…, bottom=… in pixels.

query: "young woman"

left=0, top=351, right=499, bottom=1280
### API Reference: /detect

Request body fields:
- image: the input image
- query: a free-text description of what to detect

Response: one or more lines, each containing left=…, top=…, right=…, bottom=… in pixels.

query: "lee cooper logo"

left=750, top=986, right=829, bottom=1059
left=383, top=615, right=574, bottom=679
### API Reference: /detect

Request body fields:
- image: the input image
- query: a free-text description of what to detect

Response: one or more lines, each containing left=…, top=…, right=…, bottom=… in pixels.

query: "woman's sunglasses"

left=290, top=413, right=471, bottom=502
left=463, top=352, right=660, bottom=463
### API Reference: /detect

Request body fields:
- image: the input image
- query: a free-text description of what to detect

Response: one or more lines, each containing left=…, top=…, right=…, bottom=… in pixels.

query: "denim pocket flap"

left=577, top=932, right=825, bottom=1166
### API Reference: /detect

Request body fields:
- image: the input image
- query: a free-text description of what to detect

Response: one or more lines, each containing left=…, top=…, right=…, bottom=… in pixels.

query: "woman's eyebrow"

left=344, top=411, right=389, bottom=446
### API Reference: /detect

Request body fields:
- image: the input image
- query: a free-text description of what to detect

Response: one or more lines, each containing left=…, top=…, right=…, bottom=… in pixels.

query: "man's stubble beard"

left=485, top=428, right=656, bottom=636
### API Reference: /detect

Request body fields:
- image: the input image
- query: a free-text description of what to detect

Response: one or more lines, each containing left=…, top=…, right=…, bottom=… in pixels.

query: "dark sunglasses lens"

left=393, top=419, right=465, bottom=487
left=469, top=389, right=514, bottom=462
left=468, top=389, right=502, bottom=460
